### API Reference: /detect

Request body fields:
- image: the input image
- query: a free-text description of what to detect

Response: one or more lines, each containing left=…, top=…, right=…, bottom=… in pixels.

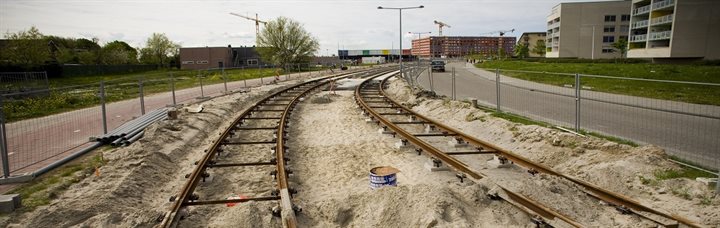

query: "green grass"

left=489, top=110, right=639, bottom=147
left=3, top=66, right=327, bottom=122
left=578, top=130, right=639, bottom=147
left=5, top=150, right=108, bottom=213
left=475, top=60, right=720, bottom=105
left=490, top=111, right=552, bottom=127
left=654, top=167, right=716, bottom=180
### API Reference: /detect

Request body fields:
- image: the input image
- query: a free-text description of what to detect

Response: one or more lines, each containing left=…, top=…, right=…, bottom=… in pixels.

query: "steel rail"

left=157, top=70, right=363, bottom=228
left=355, top=75, right=581, bottom=227
left=374, top=75, right=700, bottom=228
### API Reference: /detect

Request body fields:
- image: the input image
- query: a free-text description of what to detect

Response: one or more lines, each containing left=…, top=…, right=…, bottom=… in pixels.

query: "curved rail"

left=158, top=69, right=367, bottom=227
left=356, top=73, right=700, bottom=227
left=354, top=73, right=580, bottom=227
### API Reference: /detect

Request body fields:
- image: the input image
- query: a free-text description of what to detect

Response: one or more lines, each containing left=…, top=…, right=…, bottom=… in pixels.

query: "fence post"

left=495, top=68, right=501, bottom=112
left=170, top=73, right=177, bottom=106
left=575, top=73, right=581, bottom=132
left=452, top=67, right=456, bottom=100
left=100, top=81, right=108, bottom=134
left=139, top=79, right=146, bottom=115
left=222, top=66, right=228, bottom=93
left=199, top=74, right=205, bottom=98
left=0, top=96, right=10, bottom=178
left=428, top=66, right=434, bottom=92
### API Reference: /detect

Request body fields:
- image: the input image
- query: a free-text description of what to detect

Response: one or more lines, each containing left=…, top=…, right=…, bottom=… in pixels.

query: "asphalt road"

left=2, top=69, right=337, bottom=176
left=415, top=62, right=720, bottom=169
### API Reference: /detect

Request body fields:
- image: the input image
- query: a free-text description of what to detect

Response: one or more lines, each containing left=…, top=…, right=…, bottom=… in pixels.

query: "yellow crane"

left=229, top=12, right=267, bottom=39
left=433, top=20, right=451, bottom=36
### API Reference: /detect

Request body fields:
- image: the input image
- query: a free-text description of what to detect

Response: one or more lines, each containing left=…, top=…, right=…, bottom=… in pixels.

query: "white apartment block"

left=627, top=0, right=720, bottom=60
left=546, top=1, right=632, bottom=59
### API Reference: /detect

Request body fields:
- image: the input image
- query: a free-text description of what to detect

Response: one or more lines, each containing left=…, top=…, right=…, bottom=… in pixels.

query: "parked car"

left=431, top=60, right=445, bottom=72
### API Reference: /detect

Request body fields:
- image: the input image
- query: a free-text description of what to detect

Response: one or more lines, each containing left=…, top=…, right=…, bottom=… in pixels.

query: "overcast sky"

left=1, top=0, right=604, bottom=55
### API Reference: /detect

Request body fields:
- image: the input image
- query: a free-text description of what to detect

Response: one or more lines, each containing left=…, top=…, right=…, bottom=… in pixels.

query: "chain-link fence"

left=0, top=72, right=49, bottom=95
left=413, top=62, right=720, bottom=174
left=0, top=64, right=339, bottom=179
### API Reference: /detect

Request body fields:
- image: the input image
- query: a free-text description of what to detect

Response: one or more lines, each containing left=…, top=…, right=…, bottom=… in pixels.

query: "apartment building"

left=411, top=36, right=516, bottom=58
left=627, top=0, right=720, bottom=60
left=546, top=1, right=632, bottom=59
left=518, top=32, right=548, bottom=57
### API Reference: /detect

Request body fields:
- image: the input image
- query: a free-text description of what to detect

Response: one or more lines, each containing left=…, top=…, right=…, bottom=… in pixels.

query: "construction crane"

left=433, top=20, right=451, bottom=36
left=479, top=29, right=516, bottom=36
left=229, top=12, right=267, bottom=38
left=407, top=31, right=432, bottom=40
left=479, top=29, right=516, bottom=59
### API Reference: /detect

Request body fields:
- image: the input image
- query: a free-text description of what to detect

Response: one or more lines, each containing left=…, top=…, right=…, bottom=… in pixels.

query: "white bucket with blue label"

left=369, top=166, right=400, bottom=189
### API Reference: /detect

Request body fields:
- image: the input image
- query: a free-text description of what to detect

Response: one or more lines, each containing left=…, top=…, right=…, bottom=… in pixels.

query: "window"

left=247, top=59, right=258, bottom=65
left=603, top=36, right=615, bottom=43
left=604, top=15, right=616, bottom=22
left=604, top=26, right=615, bottom=33
left=602, top=48, right=615, bottom=53
left=181, top=61, right=194, bottom=64
left=197, top=60, right=209, bottom=64
left=621, top=14, right=631, bottom=21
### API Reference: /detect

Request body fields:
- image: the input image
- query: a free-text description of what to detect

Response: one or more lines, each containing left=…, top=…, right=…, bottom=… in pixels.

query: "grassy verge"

left=490, top=111, right=551, bottom=128
left=4, top=148, right=109, bottom=214
left=487, top=109, right=639, bottom=147
left=474, top=60, right=720, bottom=105
left=578, top=130, right=639, bottom=147
left=3, top=66, right=327, bottom=122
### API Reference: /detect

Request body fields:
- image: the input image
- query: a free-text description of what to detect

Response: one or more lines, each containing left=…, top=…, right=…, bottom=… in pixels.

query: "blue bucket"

left=369, top=166, right=399, bottom=189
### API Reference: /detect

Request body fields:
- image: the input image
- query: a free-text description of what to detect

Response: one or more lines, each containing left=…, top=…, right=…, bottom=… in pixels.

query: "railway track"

left=354, top=73, right=701, bottom=228
left=157, top=68, right=389, bottom=228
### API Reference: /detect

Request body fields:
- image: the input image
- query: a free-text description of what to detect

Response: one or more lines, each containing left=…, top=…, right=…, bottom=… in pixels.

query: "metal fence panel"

left=412, top=63, right=719, bottom=171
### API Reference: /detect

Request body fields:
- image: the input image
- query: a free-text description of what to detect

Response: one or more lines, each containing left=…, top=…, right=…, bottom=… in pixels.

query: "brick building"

left=411, top=36, right=516, bottom=58
left=180, top=46, right=266, bottom=70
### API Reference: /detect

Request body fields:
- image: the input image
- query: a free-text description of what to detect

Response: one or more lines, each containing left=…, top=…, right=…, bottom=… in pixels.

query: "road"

left=414, top=62, right=720, bottom=169
left=2, top=69, right=338, bottom=176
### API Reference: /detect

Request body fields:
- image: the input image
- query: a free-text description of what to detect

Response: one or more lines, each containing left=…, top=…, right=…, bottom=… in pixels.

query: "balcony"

left=552, top=41, right=559, bottom=46
left=651, top=14, right=673, bottom=25
left=630, top=34, right=647, bottom=42
left=649, top=31, right=672, bottom=40
left=632, top=5, right=651, bottom=15
left=653, top=0, right=674, bottom=10
left=631, top=19, right=649, bottom=29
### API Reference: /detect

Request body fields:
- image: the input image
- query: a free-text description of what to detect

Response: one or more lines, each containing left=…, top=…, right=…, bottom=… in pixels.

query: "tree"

left=139, top=33, right=179, bottom=67
left=533, top=40, right=546, bottom=56
left=101, top=41, right=138, bottom=64
left=513, top=43, right=529, bottom=59
left=0, top=26, right=49, bottom=65
left=256, top=17, right=319, bottom=68
left=612, top=39, right=628, bottom=59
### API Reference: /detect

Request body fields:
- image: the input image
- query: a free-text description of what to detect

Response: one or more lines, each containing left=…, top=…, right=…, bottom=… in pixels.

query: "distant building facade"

left=411, top=36, right=516, bottom=58
left=179, top=46, right=266, bottom=70
left=518, top=32, right=547, bottom=57
left=546, top=1, right=632, bottom=59
left=337, top=49, right=413, bottom=63
left=627, top=0, right=720, bottom=60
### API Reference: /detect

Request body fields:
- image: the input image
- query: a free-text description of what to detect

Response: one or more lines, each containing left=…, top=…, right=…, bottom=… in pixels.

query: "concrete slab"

left=0, top=194, right=21, bottom=213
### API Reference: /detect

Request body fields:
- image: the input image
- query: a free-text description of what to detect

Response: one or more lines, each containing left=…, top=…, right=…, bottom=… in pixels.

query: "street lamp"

left=378, top=5, right=424, bottom=80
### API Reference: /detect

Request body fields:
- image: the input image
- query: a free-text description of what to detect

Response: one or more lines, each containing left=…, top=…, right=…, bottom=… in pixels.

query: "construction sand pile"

left=288, top=91, right=531, bottom=227
left=384, top=77, right=719, bottom=226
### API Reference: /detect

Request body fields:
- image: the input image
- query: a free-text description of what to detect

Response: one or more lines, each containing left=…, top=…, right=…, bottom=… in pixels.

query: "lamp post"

left=378, top=5, right=424, bottom=80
